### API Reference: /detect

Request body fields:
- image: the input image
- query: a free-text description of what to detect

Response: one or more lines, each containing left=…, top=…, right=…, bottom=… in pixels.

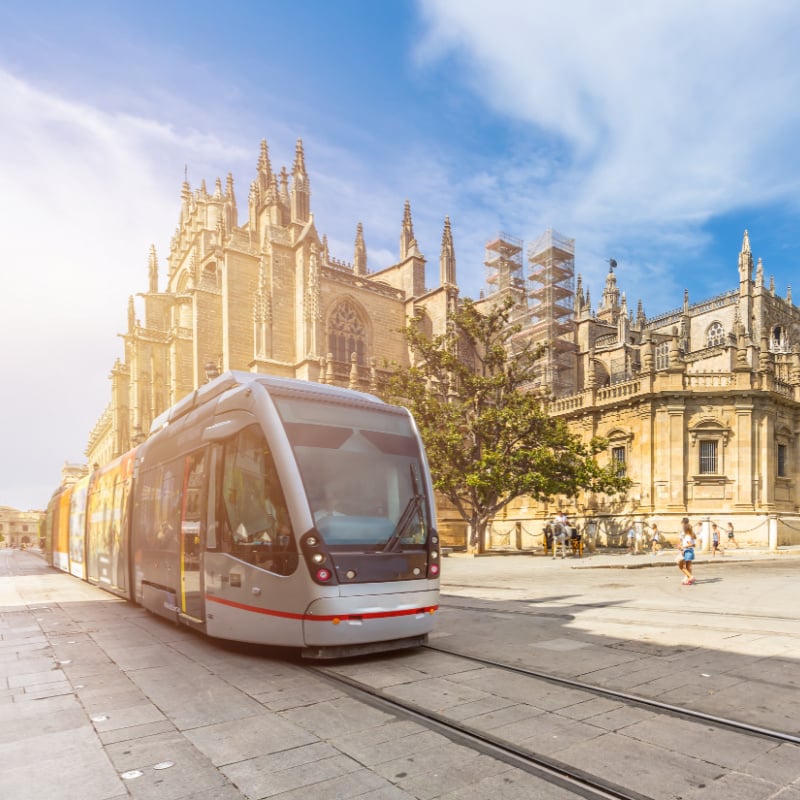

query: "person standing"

left=627, top=524, right=635, bottom=554
left=726, top=522, right=739, bottom=548
left=711, top=522, right=721, bottom=557
left=552, top=513, right=567, bottom=559
left=694, top=521, right=705, bottom=552
left=677, top=518, right=696, bottom=585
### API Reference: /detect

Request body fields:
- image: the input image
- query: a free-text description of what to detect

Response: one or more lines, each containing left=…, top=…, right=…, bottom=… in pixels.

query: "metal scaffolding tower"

left=526, top=229, right=577, bottom=396
left=483, top=233, right=528, bottom=321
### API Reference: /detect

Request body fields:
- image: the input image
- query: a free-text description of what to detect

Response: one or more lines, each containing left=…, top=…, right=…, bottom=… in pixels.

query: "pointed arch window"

left=707, top=321, right=725, bottom=348
left=655, top=342, right=670, bottom=370
left=328, top=300, right=367, bottom=365
left=771, top=325, right=789, bottom=354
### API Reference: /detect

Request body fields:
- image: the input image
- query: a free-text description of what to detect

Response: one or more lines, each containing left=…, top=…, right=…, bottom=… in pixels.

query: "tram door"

left=180, top=451, right=206, bottom=621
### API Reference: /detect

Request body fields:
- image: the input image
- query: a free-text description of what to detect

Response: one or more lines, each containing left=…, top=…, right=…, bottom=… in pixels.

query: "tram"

left=44, top=372, right=440, bottom=658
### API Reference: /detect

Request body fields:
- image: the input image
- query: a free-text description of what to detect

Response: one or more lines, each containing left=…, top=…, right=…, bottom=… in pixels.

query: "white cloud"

left=0, top=69, right=253, bottom=509
left=415, top=0, right=800, bottom=300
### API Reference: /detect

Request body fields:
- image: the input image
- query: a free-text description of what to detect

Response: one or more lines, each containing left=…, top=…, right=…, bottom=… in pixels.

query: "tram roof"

left=149, top=371, right=386, bottom=434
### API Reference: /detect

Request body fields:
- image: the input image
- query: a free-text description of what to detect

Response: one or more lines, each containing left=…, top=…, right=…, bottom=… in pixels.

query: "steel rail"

left=424, top=643, right=800, bottom=746
left=310, top=664, right=652, bottom=800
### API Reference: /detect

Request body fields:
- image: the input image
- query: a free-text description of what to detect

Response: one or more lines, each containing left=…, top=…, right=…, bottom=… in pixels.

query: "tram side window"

left=139, top=459, right=183, bottom=553
left=220, top=425, right=297, bottom=576
left=182, top=451, right=205, bottom=565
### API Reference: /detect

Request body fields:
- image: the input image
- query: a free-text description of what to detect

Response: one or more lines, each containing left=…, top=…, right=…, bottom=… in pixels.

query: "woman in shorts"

left=677, top=521, right=696, bottom=585
left=726, top=522, right=739, bottom=548
left=711, top=522, right=721, bottom=557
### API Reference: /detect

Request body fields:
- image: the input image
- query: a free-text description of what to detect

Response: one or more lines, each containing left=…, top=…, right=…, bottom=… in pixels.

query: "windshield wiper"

left=382, top=465, right=425, bottom=553
left=382, top=494, right=422, bottom=553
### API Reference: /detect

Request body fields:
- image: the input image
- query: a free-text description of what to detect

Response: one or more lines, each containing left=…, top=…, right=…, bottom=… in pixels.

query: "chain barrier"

left=704, top=518, right=768, bottom=536
left=486, top=514, right=800, bottom=549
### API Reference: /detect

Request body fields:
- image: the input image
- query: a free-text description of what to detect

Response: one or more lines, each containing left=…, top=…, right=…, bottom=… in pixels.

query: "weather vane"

left=608, top=258, right=617, bottom=271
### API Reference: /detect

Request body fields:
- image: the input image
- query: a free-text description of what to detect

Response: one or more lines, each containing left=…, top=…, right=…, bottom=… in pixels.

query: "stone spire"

left=636, top=299, right=646, bottom=328
left=257, top=139, right=273, bottom=194
left=354, top=222, right=367, bottom=276
left=290, top=138, right=310, bottom=223
left=738, top=229, right=754, bottom=284
left=148, top=245, right=158, bottom=293
left=439, top=216, right=456, bottom=286
left=599, top=262, right=620, bottom=321
left=400, top=200, right=418, bottom=260
left=127, top=296, right=135, bottom=332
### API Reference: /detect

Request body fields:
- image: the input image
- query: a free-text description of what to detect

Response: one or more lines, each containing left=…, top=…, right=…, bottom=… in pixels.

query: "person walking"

left=711, top=522, right=721, bottom=557
left=650, top=522, right=662, bottom=554
left=726, top=522, right=739, bottom=548
left=677, top=518, right=696, bottom=585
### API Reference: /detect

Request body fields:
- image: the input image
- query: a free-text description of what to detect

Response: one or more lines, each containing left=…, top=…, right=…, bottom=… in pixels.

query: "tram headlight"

left=312, top=552, right=326, bottom=564
left=431, top=550, right=438, bottom=560
left=306, top=536, right=318, bottom=547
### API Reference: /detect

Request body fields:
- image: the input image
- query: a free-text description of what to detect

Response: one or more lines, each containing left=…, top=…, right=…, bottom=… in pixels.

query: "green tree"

left=382, top=297, right=631, bottom=550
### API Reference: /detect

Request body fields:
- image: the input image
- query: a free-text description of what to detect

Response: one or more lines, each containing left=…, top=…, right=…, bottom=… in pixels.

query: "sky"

left=3, top=0, right=800, bottom=511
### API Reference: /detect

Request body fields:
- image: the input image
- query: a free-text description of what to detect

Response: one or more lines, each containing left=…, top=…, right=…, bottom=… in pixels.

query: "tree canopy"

left=382, top=297, right=631, bottom=549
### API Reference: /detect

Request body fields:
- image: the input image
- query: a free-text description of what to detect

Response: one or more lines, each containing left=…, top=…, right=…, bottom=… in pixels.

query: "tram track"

left=309, top=662, right=650, bottom=800
left=308, top=640, right=800, bottom=800
left=423, top=643, right=800, bottom=746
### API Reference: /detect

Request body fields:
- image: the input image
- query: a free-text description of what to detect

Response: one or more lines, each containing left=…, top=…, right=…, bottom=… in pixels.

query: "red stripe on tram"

left=206, top=594, right=438, bottom=622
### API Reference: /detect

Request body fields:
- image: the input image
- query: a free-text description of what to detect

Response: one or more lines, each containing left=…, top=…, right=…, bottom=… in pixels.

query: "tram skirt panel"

left=302, top=589, right=438, bottom=647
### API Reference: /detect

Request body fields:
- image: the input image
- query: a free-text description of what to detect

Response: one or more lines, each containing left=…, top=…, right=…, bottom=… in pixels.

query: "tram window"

left=139, top=459, right=183, bottom=553
left=206, top=446, right=220, bottom=549
left=182, top=451, right=205, bottom=565
left=273, top=396, right=430, bottom=548
left=220, top=425, right=297, bottom=575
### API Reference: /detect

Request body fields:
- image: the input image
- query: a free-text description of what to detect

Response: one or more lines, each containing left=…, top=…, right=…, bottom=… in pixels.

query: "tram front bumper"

left=301, top=587, right=439, bottom=648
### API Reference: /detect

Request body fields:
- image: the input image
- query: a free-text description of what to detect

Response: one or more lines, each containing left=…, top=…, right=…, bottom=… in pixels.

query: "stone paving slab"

left=2, top=547, right=799, bottom=800
left=182, top=712, right=318, bottom=766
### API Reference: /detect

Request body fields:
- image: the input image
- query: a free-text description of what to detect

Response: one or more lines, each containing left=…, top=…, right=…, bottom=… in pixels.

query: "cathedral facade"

left=86, top=139, right=458, bottom=467
left=85, top=138, right=800, bottom=550
left=492, top=232, right=800, bottom=550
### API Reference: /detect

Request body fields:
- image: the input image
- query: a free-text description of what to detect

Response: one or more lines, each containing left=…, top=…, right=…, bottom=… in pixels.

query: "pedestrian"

left=634, top=524, right=643, bottom=554
left=650, top=522, right=661, bottom=554
left=711, top=522, right=721, bottom=557
left=626, top=524, right=635, bottom=554
left=552, top=513, right=567, bottom=559
left=677, top=523, right=696, bottom=585
left=694, top=521, right=705, bottom=551
left=726, top=522, right=739, bottom=548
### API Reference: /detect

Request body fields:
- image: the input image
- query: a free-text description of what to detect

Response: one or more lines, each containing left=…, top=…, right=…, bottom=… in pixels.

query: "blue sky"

left=3, top=0, right=800, bottom=511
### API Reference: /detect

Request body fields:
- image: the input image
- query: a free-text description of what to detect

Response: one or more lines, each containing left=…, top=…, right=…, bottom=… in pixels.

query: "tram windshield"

left=273, top=395, right=429, bottom=548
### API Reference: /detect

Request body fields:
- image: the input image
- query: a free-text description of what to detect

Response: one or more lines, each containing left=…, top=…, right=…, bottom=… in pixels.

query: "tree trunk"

left=467, top=516, right=487, bottom=554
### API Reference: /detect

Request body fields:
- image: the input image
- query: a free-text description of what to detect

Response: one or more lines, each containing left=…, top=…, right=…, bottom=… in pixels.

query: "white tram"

left=45, top=373, right=440, bottom=658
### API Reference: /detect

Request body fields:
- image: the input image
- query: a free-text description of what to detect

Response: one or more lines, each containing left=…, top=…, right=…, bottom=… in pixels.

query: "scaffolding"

left=483, top=233, right=528, bottom=321
left=526, top=229, right=578, bottom=396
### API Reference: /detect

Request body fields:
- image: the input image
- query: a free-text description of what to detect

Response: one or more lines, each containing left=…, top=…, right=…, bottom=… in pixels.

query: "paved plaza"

left=1, top=546, right=798, bottom=800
